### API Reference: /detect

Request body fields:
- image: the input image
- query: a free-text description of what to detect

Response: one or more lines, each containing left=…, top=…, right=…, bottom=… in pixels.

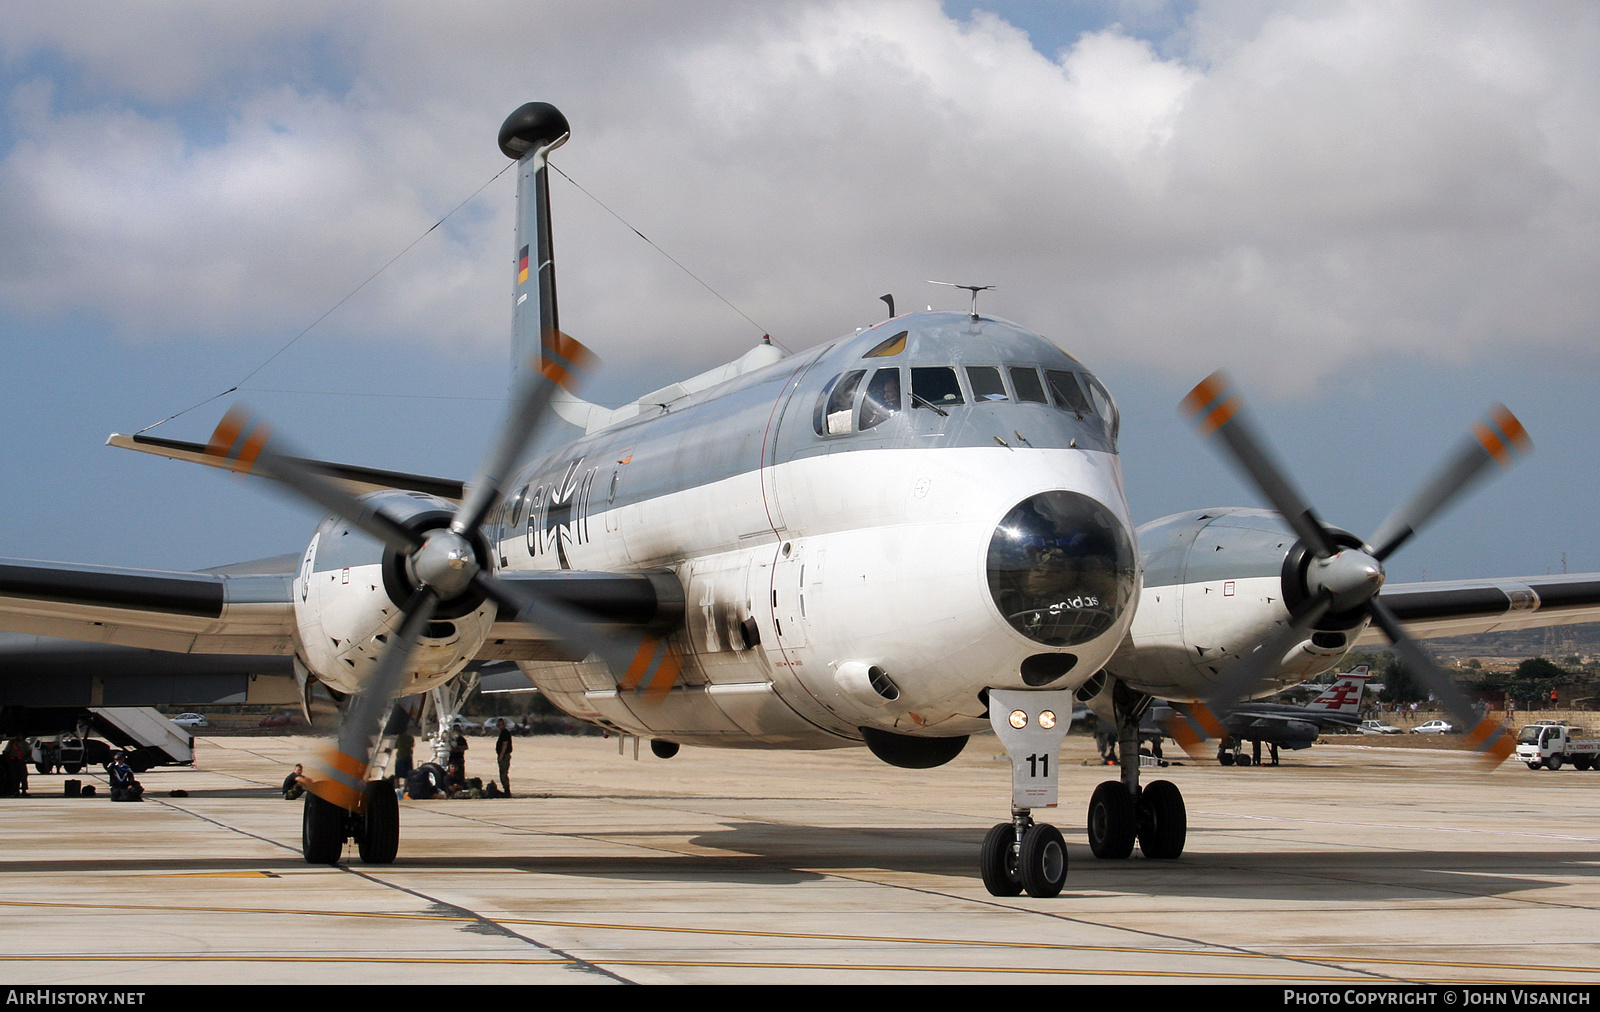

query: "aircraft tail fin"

left=500, top=103, right=573, bottom=393
left=1304, top=665, right=1371, bottom=714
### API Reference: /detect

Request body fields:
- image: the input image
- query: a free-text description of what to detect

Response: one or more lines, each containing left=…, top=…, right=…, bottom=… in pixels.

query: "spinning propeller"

left=1165, top=372, right=1529, bottom=768
left=205, top=332, right=682, bottom=812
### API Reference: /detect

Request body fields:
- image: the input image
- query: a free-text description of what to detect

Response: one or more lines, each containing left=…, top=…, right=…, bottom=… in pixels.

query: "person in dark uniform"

left=494, top=722, right=514, bottom=797
left=108, top=753, right=142, bottom=802
left=281, top=763, right=307, bottom=800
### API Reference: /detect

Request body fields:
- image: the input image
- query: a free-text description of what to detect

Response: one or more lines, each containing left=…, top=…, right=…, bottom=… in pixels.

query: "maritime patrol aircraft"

left=6, top=101, right=1600, bottom=897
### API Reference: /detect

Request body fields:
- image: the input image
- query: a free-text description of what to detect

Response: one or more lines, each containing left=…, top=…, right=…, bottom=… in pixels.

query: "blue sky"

left=1, top=1, right=1596, bottom=587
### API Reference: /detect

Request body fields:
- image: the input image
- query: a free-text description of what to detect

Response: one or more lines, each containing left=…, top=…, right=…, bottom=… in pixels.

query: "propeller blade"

left=1367, top=599, right=1515, bottom=768
left=306, top=586, right=440, bottom=812
left=452, top=332, right=596, bottom=536
left=1366, top=404, right=1531, bottom=561
left=205, top=405, right=424, bottom=555
left=1160, top=591, right=1333, bottom=760
left=1181, top=372, right=1337, bottom=559
left=475, top=572, right=685, bottom=702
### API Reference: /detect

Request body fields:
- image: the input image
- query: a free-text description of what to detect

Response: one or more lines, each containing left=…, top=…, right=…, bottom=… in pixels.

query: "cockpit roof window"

left=863, top=330, right=908, bottom=358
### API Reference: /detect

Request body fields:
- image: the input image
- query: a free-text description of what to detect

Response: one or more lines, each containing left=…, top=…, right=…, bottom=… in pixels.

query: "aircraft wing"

left=107, top=432, right=465, bottom=502
left=0, top=537, right=681, bottom=667
left=1356, top=573, right=1600, bottom=644
left=0, top=557, right=298, bottom=655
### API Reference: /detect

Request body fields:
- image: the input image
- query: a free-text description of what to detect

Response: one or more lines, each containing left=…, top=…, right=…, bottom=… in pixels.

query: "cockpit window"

left=1046, top=370, right=1092, bottom=416
left=911, top=367, right=964, bottom=408
left=967, top=366, right=1008, bottom=402
left=1010, top=367, right=1048, bottom=404
left=859, top=368, right=902, bottom=430
left=820, top=370, right=866, bottom=434
left=863, top=330, right=908, bottom=358
left=1083, top=374, right=1120, bottom=441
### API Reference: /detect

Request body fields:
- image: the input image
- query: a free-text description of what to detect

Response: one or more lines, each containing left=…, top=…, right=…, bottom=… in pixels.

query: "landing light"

left=1008, top=709, right=1028, bottom=729
left=1039, top=710, right=1057, bottom=729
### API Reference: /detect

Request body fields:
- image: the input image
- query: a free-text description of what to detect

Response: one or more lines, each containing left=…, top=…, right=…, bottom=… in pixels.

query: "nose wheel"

left=983, top=689, right=1074, bottom=897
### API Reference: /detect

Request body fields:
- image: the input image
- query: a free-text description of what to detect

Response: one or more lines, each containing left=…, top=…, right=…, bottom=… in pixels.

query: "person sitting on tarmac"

left=281, top=763, right=308, bottom=800
left=108, top=753, right=143, bottom=802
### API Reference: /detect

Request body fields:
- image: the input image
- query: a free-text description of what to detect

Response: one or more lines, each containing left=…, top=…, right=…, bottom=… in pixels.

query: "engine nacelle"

left=1109, top=508, right=1365, bottom=701
left=292, top=490, right=496, bottom=697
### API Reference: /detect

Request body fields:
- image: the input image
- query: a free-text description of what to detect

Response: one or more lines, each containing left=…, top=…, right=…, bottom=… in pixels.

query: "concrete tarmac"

left=2, top=733, right=1598, bottom=985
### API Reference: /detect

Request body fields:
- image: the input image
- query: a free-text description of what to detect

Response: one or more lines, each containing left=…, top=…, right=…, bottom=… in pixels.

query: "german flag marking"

left=1491, top=404, right=1531, bottom=451
left=1181, top=372, right=1228, bottom=418
left=1473, top=422, right=1510, bottom=465
left=517, top=245, right=530, bottom=285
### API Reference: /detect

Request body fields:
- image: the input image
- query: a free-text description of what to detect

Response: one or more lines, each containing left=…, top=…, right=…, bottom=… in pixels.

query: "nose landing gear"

left=983, top=689, right=1073, bottom=897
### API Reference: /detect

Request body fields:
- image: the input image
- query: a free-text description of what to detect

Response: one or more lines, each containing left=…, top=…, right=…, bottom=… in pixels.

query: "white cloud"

left=1, top=0, right=1595, bottom=395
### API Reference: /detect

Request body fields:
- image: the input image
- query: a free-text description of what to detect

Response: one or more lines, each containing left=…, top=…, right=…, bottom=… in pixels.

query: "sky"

left=1, top=0, right=1597, bottom=587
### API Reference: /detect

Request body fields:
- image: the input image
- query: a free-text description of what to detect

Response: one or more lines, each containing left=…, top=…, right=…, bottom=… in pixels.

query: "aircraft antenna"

left=926, top=280, right=994, bottom=319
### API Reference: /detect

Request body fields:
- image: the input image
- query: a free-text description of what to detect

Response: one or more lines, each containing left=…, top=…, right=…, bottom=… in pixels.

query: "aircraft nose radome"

left=985, top=491, right=1137, bottom=648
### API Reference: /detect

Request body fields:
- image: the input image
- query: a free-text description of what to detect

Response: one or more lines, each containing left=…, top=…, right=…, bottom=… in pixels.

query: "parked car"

left=1359, top=719, right=1404, bottom=735
left=258, top=711, right=294, bottom=728
left=170, top=713, right=209, bottom=729
left=1412, top=720, right=1455, bottom=734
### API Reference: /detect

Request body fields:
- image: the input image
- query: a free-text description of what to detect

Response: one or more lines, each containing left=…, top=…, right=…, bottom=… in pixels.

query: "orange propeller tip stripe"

left=1489, top=403, right=1532, bottom=452
left=1180, top=371, right=1229, bottom=418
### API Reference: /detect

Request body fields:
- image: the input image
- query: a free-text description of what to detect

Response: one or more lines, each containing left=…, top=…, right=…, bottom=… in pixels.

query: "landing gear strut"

left=1087, top=681, right=1187, bottom=861
left=983, top=689, right=1072, bottom=897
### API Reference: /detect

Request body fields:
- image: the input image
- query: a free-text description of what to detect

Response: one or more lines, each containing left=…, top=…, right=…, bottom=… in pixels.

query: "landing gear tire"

left=1218, top=751, right=1235, bottom=767
left=1087, top=781, right=1136, bottom=860
left=1235, top=753, right=1253, bottom=767
left=1136, top=780, right=1187, bottom=859
left=63, top=764, right=82, bottom=775
left=980, top=822, right=1023, bottom=897
left=357, top=779, right=399, bottom=865
left=302, top=792, right=346, bottom=865
left=1019, top=823, right=1067, bottom=898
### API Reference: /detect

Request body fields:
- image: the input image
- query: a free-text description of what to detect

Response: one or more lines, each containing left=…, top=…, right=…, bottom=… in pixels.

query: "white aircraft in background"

left=4, top=102, right=1599, bottom=898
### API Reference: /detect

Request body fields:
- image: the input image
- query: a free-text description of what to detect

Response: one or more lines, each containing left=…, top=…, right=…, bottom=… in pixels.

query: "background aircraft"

left=1149, top=666, right=1371, bottom=767
left=4, top=101, right=1600, bottom=900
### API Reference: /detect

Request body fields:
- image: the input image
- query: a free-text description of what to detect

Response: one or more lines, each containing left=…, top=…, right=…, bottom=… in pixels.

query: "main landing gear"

left=301, top=779, right=400, bottom=865
left=983, top=688, right=1073, bottom=897
left=1085, top=683, right=1187, bottom=861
